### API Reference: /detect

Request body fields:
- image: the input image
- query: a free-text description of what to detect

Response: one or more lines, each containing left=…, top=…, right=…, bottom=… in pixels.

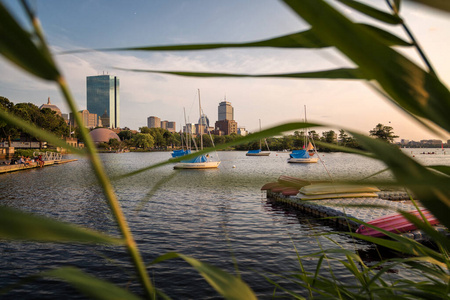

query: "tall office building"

left=147, top=116, right=161, bottom=128
left=218, top=101, right=234, bottom=121
left=87, top=75, right=120, bottom=128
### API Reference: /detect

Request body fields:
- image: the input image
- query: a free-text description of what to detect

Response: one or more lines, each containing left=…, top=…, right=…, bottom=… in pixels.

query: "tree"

left=369, top=123, right=398, bottom=144
left=0, top=96, right=20, bottom=146
left=131, top=133, right=154, bottom=150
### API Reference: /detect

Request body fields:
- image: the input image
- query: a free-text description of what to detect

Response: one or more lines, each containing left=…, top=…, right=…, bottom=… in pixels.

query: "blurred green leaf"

left=407, top=0, right=450, bottom=12
left=66, top=22, right=410, bottom=55
left=43, top=267, right=141, bottom=300
left=428, top=165, right=450, bottom=176
left=349, top=133, right=450, bottom=230
left=337, top=0, right=402, bottom=24
left=114, top=122, right=320, bottom=179
left=0, top=3, right=60, bottom=81
left=151, top=252, right=257, bottom=300
left=283, top=0, right=450, bottom=133
left=115, top=67, right=370, bottom=80
left=0, top=108, right=85, bottom=155
left=0, top=206, right=123, bottom=244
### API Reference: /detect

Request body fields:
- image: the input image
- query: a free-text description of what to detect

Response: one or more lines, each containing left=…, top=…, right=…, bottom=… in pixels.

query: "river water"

left=0, top=149, right=448, bottom=299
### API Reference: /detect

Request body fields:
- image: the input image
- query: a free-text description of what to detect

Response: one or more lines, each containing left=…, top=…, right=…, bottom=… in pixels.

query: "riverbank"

left=0, top=159, right=78, bottom=174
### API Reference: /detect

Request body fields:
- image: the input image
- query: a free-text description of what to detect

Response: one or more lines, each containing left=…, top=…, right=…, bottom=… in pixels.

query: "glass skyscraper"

left=86, top=75, right=120, bottom=128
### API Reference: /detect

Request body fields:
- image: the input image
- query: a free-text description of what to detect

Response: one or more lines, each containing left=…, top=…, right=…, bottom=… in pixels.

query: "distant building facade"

left=215, top=119, right=238, bottom=135
left=218, top=100, right=234, bottom=121
left=147, top=116, right=161, bottom=128
left=69, top=109, right=101, bottom=128
left=87, top=75, right=120, bottom=128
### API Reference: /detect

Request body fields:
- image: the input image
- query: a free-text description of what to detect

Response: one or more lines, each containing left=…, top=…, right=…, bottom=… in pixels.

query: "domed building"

left=39, top=97, right=62, bottom=116
left=89, top=128, right=121, bottom=144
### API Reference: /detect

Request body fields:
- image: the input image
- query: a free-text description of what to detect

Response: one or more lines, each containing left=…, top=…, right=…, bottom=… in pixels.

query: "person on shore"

left=18, top=156, right=29, bottom=166
left=36, top=155, right=44, bottom=168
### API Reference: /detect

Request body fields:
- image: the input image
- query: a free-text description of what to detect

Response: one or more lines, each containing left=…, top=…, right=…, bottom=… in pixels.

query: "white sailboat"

left=174, top=90, right=220, bottom=169
left=288, top=106, right=318, bottom=163
left=246, top=119, right=270, bottom=156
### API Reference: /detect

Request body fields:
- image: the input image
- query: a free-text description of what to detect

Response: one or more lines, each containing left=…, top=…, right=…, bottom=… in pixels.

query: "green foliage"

left=0, top=0, right=449, bottom=299
left=132, top=133, right=155, bottom=150
left=369, top=123, right=399, bottom=143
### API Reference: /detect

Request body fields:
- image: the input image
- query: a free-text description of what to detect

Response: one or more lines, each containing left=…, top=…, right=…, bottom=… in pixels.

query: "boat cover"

left=290, top=150, right=310, bottom=159
left=172, top=149, right=191, bottom=158
left=247, top=149, right=262, bottom=154
left=181, top=155, right=207, bottom=163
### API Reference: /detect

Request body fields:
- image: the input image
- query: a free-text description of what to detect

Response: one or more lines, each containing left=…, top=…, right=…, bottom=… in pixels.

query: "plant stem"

left=385, top=0, right=438, bottom=77
left=58, top=77, right=155, bottom=299
left=21, top=0, right=155, bottom=297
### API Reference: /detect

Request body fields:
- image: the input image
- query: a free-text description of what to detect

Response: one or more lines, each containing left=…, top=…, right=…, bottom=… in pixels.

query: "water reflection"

left=0, top=150, right=446, bottom=299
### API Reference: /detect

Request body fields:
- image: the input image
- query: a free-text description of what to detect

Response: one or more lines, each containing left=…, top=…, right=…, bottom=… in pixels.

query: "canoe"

left=300, top=183, right=380, bottom=195
left=355, top=209, right=438, bottom=237
left=297, top=192, right=379, bottom=200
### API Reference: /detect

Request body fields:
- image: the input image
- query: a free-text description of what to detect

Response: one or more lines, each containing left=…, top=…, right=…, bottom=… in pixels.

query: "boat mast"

left=183, top=107, right=189, bottom=150
left=198, top=89, right=203, bottom=150
left=259, top=119, right=262, bottom=150
left=304, top=105, right=307, bottom=148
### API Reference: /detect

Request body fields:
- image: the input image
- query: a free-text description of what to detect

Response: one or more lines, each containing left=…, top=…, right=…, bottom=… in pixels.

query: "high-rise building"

left=218, top=101, right=234, bottom=121
left=87, top=75, right=120, bottom=128
left=147, top=116, right=161, bottom=128
left=69, top=109, right=101, bottom=128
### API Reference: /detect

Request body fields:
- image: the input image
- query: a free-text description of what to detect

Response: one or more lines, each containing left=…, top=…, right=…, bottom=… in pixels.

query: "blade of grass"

left=337, top=0, right=402, bottom=24
left=283, top=0, right=450, bottom=133
left=0, top=206, right=123, bottom=244
left=0, top=108, right=85, bottom=155
left=0, top=2, right=59, bottom=80
left=151, top=252, right=257, bottom=300
left=350, top=132, right=450, bottom=229
left=115, top=67, right=371, bottom=80
left=407, top=0, right=450, bottom=13
left=43, top=267, right=142, bottom=300
left=64, top=23, right=410, bottom=55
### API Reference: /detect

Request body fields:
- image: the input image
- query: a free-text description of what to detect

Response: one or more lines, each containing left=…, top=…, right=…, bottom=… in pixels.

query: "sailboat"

left=171, top=110, right=192, bottom=158
left=246, top=119, right=270, bottom=156
left=288, top=106, right=318, bottom=163
left=174, top=90, right=220, bottom=169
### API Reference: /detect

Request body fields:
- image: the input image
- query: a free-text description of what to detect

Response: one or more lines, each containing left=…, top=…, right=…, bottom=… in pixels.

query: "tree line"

left=1, top=97, right=398, bottom=152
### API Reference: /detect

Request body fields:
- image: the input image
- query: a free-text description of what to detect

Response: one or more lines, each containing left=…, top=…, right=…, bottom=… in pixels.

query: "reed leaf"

left=65, top=23, right=410, bottom=55
left=114, top=122, right=320, bottom=179
left=0, top=2, right=59, bottom=81
left=428, top=165, right=450, bottom=176
left=336, top=0, right=403, bottom=24
left=349, top=132, right=450, bottom=229
left=43, top=267, right=141, bottom=300
left=115, top=67, right=370, bottom=80
left=408, top=0, right=450, bottom=12
left=151, top=252, right=257, bottom=300
left=0, top=206, right=123, bottom=244
left=283, top=0, right=450, bottom=133
left=0, top=108, right=85, bottom=155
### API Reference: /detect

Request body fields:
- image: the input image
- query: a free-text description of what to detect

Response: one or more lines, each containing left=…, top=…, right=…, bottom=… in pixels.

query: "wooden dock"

left=0, top=159, right=78, bottom=174
left=263, top=176, right=446, bottom=243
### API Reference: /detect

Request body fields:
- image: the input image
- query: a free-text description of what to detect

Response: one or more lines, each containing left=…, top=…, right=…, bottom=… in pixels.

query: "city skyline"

left=0, top=1, right=449, bottom=141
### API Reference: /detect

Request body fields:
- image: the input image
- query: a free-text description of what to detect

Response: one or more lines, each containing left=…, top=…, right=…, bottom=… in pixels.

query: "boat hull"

left=173, top=161, right=220, bottom=169
left=246, top=152, right=270, bottom=156
left=287, top=157, right=318, bottom=163
left=356, top=209, right=438, bottom=237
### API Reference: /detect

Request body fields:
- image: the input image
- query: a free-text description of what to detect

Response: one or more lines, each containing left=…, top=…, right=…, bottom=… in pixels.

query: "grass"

left=0, top=0, right=449, bottom=299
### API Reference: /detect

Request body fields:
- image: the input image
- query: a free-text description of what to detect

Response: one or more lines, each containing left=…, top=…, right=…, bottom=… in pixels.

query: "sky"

left=1, top=0, right=449, bottom=141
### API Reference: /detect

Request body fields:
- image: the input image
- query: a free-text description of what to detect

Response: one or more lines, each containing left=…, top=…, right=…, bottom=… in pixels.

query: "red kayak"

left=356, top=209, right=439, bottom=237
